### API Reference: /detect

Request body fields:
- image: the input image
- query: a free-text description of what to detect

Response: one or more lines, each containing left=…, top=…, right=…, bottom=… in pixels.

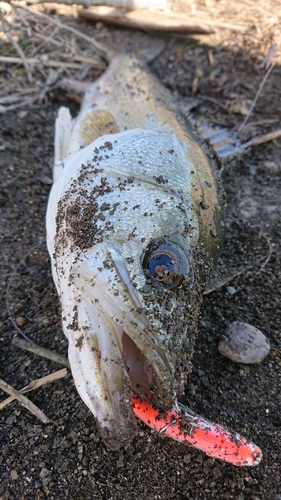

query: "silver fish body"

left=46, top=54, right=224, bottom=448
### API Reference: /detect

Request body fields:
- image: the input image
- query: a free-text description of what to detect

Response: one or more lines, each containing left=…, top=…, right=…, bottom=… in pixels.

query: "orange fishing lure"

left=132, top=394, right=262, bottom=466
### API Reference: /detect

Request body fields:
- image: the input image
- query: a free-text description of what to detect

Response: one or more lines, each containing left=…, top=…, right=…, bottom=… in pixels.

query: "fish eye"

left=142, top=241, right=190, bottom=290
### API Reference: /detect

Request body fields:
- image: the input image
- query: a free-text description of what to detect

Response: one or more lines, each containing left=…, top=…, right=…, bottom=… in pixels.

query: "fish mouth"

left=67, top=243, right=175, bottom=449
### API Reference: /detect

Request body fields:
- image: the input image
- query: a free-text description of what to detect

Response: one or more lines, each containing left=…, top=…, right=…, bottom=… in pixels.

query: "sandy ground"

left=1, top=1, right=281, bottom=498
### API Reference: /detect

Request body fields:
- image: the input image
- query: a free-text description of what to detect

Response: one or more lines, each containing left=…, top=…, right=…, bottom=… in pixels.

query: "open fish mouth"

left=64, top=242, right=175, bottom=448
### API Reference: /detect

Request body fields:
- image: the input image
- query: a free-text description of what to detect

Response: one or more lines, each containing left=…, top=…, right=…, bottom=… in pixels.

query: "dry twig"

left=77, top=6, right=214, bottom=35
left=0, top=96, right=41, bottom=113
left=23, top=0, right=169, bottom=7
left=260, top=43, right=278, bottom=70
left=258, top=233, right=273, bottom=273
left=0, top=10, right=33, bottom=83
left=12, top=3, right=112, bottom=61
left=0, top=369, right=68, bottom=410
left=12, top=338, right=70, bottom=367
left=0, top=55, right=103, bottom=70
left=239, top=128, right=281, bottom=151
left=238, top=63, right=276, bottom=133
left=0, top=378, right=51, bottom=423
left=199, top=95, right=229, bottom=112
left=0, top=87, right=40, bottom=104
left=21, top=0, right=249, bottom=31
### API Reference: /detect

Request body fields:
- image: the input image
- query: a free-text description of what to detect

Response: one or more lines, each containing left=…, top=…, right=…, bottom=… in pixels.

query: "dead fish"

left=46, top=54, right=261, bottom=465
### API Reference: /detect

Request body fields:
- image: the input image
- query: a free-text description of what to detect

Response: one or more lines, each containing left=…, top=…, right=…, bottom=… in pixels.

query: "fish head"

left=47, top=128, right=224, bottom=448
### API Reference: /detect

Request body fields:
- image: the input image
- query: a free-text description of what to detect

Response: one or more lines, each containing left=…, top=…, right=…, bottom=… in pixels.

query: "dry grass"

left=0, top=0, right=280, bottom=112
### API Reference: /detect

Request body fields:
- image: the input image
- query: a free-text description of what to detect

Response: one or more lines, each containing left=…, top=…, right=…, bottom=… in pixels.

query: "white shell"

left=218, top=321, right=270, bottom=364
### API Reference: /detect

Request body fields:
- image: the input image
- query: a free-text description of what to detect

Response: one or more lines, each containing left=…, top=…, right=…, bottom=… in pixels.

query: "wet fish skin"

left=46, top=54, right=224, bottom=448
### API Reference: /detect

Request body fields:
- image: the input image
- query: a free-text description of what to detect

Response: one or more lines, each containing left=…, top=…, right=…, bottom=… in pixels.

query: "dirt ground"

left=0, top=1, right=281, bottom=498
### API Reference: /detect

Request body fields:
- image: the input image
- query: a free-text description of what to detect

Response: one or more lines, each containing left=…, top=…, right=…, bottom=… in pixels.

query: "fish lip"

left=69, top=243, right=176, bottom=445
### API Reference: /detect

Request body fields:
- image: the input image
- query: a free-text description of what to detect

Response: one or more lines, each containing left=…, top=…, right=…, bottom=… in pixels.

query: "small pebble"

left=218, top=321, right=270, bottom=363
left=11, top=470, right=18, bottom=480
left=16, top=316, right=26, bottom=326
left=35, top=479, right=43, bottom=489
left=183, top=454, right=191, bottom=464
left=95, top=22, right=104, bottom=30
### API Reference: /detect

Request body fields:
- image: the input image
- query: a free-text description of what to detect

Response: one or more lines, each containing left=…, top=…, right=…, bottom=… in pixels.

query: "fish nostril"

left=142, top=242, right=190, bottom=290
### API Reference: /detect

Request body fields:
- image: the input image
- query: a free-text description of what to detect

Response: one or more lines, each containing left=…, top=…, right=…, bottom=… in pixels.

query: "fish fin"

left=53, top=106, right=76, bottom=182
left=133, top=37, right=166, bottom=63
left=77, top=110, right=119, bottom=144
